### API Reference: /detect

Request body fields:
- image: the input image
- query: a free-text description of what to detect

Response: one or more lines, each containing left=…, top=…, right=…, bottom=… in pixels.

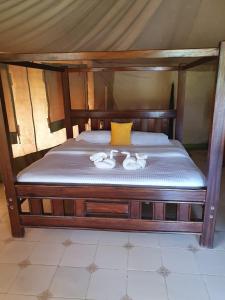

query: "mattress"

left=17, top=139, right=206, bottom=188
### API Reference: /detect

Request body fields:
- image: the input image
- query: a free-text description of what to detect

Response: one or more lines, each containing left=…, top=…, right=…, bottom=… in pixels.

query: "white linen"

left=121, top=152, right=147, bottom=170
left=131, top=132, right=170, bottom=145
left=76, top=130, right=110, bottom=144
left=17, top=139, right=206, bottom=188
left=90, top=150, right=118, bottom=169
left=76, top=130, right=171, bottom=146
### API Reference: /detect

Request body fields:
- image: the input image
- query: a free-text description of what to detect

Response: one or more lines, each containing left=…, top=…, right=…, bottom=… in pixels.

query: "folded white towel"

left=90, top=150, right=118, bottom=169
left=122, top=152, right=147, bottom=170
left=90, top=152, right=107, bottom=162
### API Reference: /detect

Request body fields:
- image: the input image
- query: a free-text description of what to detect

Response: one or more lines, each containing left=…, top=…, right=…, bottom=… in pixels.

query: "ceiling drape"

left=0, top=0, right=225, bottom=52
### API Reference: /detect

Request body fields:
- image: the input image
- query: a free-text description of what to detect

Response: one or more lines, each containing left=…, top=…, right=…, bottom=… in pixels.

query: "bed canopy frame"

left=0, top=42, right=225, bottom=248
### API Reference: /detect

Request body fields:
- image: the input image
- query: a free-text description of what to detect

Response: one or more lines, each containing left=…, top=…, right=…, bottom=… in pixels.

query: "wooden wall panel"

left=44, top=70, right=65, bottom=125
left=69, top=72, right=88, bottom=109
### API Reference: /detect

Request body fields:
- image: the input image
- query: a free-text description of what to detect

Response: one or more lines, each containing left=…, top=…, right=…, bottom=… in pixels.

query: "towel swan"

left=121, top=152, right=138, bottom=170
left=135, top=153, right=148, bottom=169
left=122, top=152, right=147, bottom=170
left=90, top=152, right=107, bottom=162
left=90, top=150, right=118, bottom=169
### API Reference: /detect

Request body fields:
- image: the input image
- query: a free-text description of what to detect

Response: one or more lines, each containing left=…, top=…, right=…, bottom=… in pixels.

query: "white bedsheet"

left=17, top=139, right=206, bottom=188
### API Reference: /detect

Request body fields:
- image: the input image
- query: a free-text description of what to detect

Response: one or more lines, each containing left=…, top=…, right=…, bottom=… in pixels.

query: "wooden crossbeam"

left=0, top=48, right=219, bottom=62
left=181, top=56, right=217, bottom=70
left=69, top=66, right=178, bottom=72
left=1, top=61, right=65, bottom=72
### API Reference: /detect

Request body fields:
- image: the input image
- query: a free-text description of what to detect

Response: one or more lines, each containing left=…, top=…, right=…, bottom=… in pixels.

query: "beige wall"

left=114, top=71, right=176, bottom=110
left=183, top=69, right=216, bottom=144
left=113, top=69, right=216, bottom=144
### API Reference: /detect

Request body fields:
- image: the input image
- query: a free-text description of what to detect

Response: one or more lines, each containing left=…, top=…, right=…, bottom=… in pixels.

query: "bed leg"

left=200, top=228, right=214, bottom=249
left=7, top=195, right=25, bottom=238
left=11, top=223, right=25, bottom=238
left=200, top=41, right=225, bottom=248
left=200, top=204, right=216, bottom=248
left=0, top=72, right=24, bottom=238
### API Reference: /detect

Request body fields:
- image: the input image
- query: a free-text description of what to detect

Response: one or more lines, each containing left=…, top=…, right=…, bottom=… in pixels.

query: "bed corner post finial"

left=201, top=41, right=225, bottom=248
left=0, top=65, right=24, bottom=237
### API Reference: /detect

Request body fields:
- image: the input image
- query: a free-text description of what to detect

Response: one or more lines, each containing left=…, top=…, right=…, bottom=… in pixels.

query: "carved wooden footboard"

left=16, top=184, right=206, bottom=234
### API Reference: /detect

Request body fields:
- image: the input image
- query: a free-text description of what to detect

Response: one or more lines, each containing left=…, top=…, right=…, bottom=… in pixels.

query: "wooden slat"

left=103, top=119, right=111, bottom=130
left=162, top=119, right=169, bottom=134
left=15, top=184, right=207, bottom=202
left=63, top=200, right=74, bottom=216
left=0, top=48, right=218, bottom=62
left=71, top=109, right=176, bottom=120
left=177, top=204, right=191, bottom=221
left=141, top=119, right=148, bottom=132
left=91, top=119, right=99, bottom=130
left=155, top=119, right=162, bottom=132
left=86, top=201, right=128, bottom=215
left=75, top=199, right=85, bottom=217
left=29, top=199, right=43, bottom=215
left=131, top=119, right=140, bottom=131
left=148, top=119, right=156, bottom=131
left=130, top=201, right=141, bottom=219
left=78, top=119, right=86, bottom=133
left=2, top=61, right=64, bottom=72
left=20, top=215, right=203, bottom=233
left=51, top=199, right=64, bottom=216
left=153, top=203, right=165, bottom=220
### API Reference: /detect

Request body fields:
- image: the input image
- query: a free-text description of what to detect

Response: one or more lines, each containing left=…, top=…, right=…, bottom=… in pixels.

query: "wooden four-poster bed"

left=0, top=42, right=225, bottom=248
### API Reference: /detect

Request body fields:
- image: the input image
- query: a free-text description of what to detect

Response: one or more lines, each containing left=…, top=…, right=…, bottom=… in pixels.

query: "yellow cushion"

left=110, top=122, right=133, bottom=145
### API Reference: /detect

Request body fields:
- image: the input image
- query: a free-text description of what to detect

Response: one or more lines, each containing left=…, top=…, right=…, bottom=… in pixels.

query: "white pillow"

left=76, top=130, right=110, bottom=144
left=76, top=130, right=170, bottom=146
left=131, top=132, right=170, bottom=145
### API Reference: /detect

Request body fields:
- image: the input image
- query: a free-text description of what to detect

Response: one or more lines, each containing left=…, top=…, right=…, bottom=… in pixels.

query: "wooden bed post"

left=0, top=66, right=24, bottom=237
left=201, top=41, right=225, bottom=248
left=61, top=68, right=75, bottom=214
left=62, top=68, right=73, bottom=139
left=175, top=69, right=186, bottom=142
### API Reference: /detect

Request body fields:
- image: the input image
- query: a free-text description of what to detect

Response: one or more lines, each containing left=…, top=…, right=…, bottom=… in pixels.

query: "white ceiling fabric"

left=0, top=0, right=225, bottom=52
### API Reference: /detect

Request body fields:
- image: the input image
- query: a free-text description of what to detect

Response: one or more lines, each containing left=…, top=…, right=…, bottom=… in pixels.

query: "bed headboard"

left=71, top=109, right=176, bottom=138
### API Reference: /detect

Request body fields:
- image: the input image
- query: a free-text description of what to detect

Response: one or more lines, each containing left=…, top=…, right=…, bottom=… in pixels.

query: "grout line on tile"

left=84, top=239, right=99, bottom=299
left=159, top=246, right=170, bottom=300
left=201, top=273, right=213, bottom=300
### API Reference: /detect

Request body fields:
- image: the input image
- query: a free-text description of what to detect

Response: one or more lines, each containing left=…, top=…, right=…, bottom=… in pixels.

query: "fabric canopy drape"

left=0, top=0, right=225, bottom=52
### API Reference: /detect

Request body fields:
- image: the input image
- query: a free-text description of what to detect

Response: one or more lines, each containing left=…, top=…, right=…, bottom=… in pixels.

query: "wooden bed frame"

left=0, top=42, right=225, bottom=248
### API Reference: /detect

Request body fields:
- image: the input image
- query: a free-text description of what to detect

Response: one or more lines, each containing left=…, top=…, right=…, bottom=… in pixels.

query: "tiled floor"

left=1, top=151, right=225, bottom=299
